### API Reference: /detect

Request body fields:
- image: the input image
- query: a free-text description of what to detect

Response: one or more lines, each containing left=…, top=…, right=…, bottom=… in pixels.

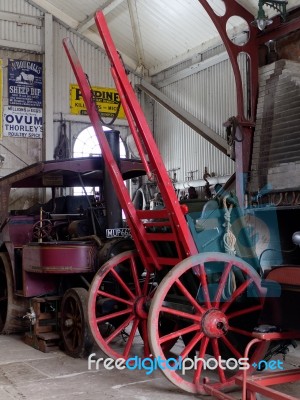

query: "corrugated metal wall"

left=0, top=0, right=41, bottom=16
left=153, top=58, right=236, bottom=183
left=0, top=0, right=42, bottom=48
left=52, top=20, right=140, bottom=153
left=53, top=21, right=116, bottom=113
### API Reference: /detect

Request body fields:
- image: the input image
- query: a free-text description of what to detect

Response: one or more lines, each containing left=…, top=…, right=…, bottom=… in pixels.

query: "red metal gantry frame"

left=197, top=0, right=300, bottom=207
left=197, top=0, right=260, bottom=207
left=198, top=2, right=300, bottom=399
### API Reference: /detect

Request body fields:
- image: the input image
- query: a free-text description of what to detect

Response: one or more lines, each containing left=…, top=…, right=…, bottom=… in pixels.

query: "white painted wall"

left=152, top=57, right=237, bottom=185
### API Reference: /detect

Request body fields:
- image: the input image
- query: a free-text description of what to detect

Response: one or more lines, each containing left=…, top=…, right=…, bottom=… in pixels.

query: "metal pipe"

left=105, top=130, right=122, bottom=230
left=174, top=175, right=231, bottom=190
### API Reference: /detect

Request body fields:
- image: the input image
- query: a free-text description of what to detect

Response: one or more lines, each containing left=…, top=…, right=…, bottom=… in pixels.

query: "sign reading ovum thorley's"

left=3, top=106, right=43, bottom=139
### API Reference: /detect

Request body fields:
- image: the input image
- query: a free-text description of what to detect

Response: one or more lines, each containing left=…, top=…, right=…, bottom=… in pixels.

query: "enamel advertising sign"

left=8, top=59, right=43, bottom=108
left=70, top=84, right=125, bottom=119
left=3, top=106, right=43, bottom=139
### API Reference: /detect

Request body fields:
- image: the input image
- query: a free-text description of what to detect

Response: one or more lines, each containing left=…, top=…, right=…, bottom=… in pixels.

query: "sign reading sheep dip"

left=5, top=59, right=43, bottom=138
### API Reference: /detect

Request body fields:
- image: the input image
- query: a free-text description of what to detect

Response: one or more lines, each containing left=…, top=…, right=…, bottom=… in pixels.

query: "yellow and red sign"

left=70, top=84, right=125, bottom=119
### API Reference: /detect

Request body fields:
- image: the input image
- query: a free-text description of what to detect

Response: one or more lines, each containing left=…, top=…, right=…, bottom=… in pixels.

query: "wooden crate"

left=24, top=296, right=61, bottom=353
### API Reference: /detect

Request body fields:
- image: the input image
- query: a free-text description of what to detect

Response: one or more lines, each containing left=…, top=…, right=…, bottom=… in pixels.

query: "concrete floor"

left=0, top=334, right=300, bottom=400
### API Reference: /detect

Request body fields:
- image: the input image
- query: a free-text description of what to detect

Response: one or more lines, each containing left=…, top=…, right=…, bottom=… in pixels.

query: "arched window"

left=73, top=126, right=126, bottom=158
left=73, top=126, right=126, bottom=195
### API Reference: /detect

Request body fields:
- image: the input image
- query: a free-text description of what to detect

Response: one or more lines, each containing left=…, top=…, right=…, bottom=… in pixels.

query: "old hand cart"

left=63, top=9, right=300, bottom=399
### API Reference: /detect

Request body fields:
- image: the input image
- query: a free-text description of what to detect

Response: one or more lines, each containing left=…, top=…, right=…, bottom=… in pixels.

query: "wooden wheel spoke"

left=88, top=252, right=148, bottom=360
left=72, top=330, right=77, bottom=348
left=129, top=256, right=142, bottom=296
left=139, top=319, right=150, bottom=357
left=69, top=299, right=75, bottom=314
left=196, top=262, right=212, bottom=307
left=193, top=336, right=210, bottom=384
left=142, top=270, right=151, bottom=296
left=96, top=290, right=133, bottom=306
left=139, top=320, right=147, bottom=339
left=160, top=305, right=201, bottom=322
left=139, top=320, right=150, bottom=357
left=211, top=338, right=226, bottom=383
left=63, top=327, right=73, bottom=337
left=74, top=301, right=80, bottom=316
left=105, top=315, right=134, bottom=344
left=110, top=267, right=135, bottom=300
left=96, top=307, right=132, bottom=323
left=180, top=331, right=204, bottom=360
left=213, top=261, right=233, bottom=307
left=220, top=335, right=243, bottom=359
left=175, top=279, right=205, bottom=314
left=74, top=328, right=80, bottom=347
left=227, top=304, right=263, bottom=320
left=159, top=324, right=200, bottom=345
left=229, top=326, right=254, bottom=338
left=123, top=319, right=139, bottom=358
left=221, top=279, right=252, bottom=313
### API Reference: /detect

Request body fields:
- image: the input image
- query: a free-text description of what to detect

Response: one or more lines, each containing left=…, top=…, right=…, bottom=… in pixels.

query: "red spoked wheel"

left=88, top=250, right=152, bottom=359
left=148, top=252, right=268, bottom=395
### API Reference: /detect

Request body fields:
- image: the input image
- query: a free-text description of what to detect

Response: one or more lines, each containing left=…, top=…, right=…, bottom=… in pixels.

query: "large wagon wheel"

left=0, top=253, right=29, bottom=333
left=61, top=287, right=94, bottom=358
left=148, top=252, right=268, bottom=395
left=88, top=250, right=152, bottom=359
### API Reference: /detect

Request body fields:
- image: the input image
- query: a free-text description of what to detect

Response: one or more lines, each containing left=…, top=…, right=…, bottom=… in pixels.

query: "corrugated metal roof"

left=26, top=0, right=299, bottom=75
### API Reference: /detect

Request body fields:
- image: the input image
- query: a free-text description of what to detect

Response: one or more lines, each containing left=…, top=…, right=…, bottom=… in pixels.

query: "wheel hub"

left=64, top=318, right=74, bottom=328
left=201, top=309, right=228, bottom=338
left=134, top=296, right=148, bottom=319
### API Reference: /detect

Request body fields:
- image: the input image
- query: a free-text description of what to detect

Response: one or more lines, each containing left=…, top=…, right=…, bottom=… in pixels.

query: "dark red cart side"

left=0, top=156, right=145, bottom=357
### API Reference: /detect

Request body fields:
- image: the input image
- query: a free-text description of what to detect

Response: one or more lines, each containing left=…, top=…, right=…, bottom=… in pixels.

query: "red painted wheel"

left=148, top=252, right=268, bottom=395
left=88, top=250, right=152, bottom=359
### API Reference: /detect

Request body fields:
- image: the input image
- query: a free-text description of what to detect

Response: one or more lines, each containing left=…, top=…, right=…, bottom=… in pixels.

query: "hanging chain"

left=85, top=73, right=121, bottom=126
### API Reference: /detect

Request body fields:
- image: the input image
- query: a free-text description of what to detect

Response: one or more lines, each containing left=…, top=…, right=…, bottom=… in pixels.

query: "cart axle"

left=201, top=308, right=228, bottom=338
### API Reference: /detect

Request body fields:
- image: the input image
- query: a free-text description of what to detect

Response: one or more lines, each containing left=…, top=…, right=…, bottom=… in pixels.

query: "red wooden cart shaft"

left=236, top=373, right=300, bottom=400
left=63, top=10, right=198, bottom=274
left=110, top=66, right=152, bottom=179
left=93, top=11, right=198, bottom=256
left=63, top=38, right=161, bottom=271
left=238, top=336, right=300, bottom=400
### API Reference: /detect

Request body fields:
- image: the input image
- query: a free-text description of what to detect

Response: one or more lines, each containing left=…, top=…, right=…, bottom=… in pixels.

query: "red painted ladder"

left=63, top=10, right=198, bottom=273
